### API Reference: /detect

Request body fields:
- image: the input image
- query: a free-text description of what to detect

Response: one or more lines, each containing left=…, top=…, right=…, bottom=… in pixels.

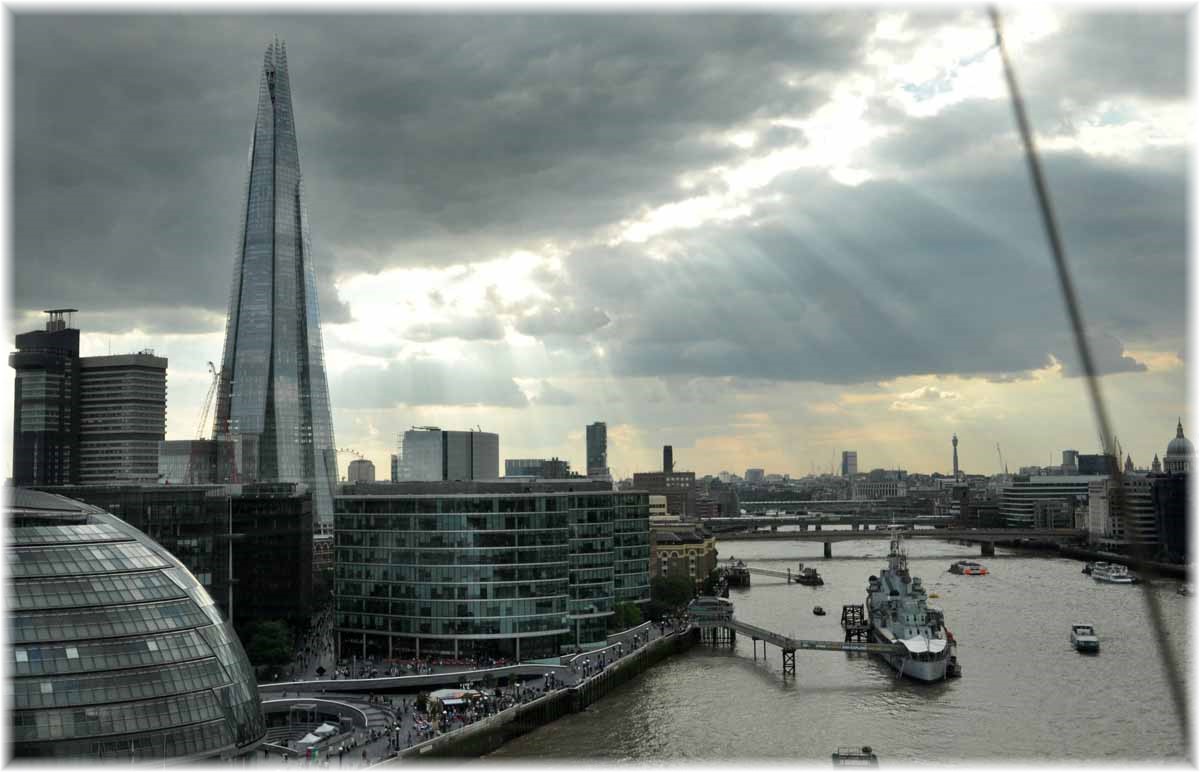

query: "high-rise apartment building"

left=586, top=421, right=608, bottom=477
left=9, top=309, right=81, bottom=485
left=78, top=352, right=167, bottom=484
left=212, top=39, right=337, bottom=527
left=841, top=451, right=858, bottom=477
left=390, top=453, right=400, bottom=482
left=397, top=428, right=499, bottom=481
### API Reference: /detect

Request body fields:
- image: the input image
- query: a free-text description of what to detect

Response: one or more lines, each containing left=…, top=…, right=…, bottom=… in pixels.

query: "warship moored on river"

left=866, top=527, right=958, bottom=681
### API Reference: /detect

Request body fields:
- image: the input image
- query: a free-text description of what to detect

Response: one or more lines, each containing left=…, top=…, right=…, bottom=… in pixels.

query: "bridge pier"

left=980, top=542, right=995, bottom=557
left=824, top=541, right=832, bottom=559
left=781, top=649, right=795, bottom=676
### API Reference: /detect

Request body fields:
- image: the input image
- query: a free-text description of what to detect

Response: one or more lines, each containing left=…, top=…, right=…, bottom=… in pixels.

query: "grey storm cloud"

left=555, top=137, right=1185, bottom=384
left=12, top=13, right=872, bottom=330
left=9, top=10, right=1186, bottom=399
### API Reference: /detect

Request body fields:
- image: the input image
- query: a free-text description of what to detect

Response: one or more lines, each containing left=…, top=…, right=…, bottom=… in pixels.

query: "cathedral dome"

left=1166, top=420, right=1193, bottom=458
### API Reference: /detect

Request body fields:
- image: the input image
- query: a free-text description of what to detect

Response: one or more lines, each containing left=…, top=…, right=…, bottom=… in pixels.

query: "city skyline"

left=7, top=10, right=1190, bottom=481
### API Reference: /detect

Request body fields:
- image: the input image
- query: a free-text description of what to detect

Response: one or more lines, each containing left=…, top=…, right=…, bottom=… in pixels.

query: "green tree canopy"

left=245, top=620, right=293, bottom=669
left=650, top=575, right=696, bottom=610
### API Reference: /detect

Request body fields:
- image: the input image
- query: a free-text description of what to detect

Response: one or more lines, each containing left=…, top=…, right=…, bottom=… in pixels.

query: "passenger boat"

left=1070, top=624, right=1099, bottom=653
left=949, top=560, right=988, bottom=575
left=813, top=606, right=826, bottom=616
left=1091, top=562, right=1135, bottom=584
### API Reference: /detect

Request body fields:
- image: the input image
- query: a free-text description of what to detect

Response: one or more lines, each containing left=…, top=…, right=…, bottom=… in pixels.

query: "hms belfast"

left=866, top=528, right=959, bottom=681
left=213, top=38, right=338, bottom=527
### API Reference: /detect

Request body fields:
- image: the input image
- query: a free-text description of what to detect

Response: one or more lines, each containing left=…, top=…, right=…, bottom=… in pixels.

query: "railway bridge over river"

left=716, top=527, right=1087, bottom=556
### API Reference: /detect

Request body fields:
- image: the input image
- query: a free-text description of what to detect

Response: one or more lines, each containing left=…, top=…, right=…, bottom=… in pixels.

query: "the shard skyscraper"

left=214, top=38, right=337, bottom=526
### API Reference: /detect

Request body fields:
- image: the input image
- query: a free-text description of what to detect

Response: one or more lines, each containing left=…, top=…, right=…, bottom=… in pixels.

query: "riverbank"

left=373, top=627, right=699, bottom=763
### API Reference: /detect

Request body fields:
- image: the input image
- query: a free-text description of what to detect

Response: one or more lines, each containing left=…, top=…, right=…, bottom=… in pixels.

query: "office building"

left=390, top=454, right=400, bottom=482
left=632, top=471, right=697, bottom=519
left=586, top=421, right=609, bottom=478
left=78, top=352, right=167, bottom=484
left=663, top=445, right=674, bottom=474
left=1076, top=453, right=1117, bottom=476
left=158, top=438, right=238, bottom=484
left=1153, top=473, right=1189, bottom=562
left=505, top=458, right=545, bottom=477
left=1000, top=475, right=1094, bottom=528
left=8, top=488, right=265, bottom=761
left=852, top=479, right=908, bottom=500
left=841, top=451, right=858, bottom=478
left=347, top=458, right=375, bottom=483
left=9, top=309, right=81, bottom=485
left=34, top=483, right=315, bottom=636
left=398, top=428, right=499, bottom=481
left=1087, top=476, right=1158, bottom=548
left=333, top=480, right=650, bottom=660
left=12, top=311, right=170, bottom=486
left=212, top=39, right=337, bottom=527
left=744, top=468, right=764, bottom=483
left=1062, top=450, right=1079, bottom=474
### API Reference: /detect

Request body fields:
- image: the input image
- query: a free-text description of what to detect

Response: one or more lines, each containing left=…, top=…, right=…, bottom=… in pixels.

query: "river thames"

left=490, top=535, right=1191, bottom=764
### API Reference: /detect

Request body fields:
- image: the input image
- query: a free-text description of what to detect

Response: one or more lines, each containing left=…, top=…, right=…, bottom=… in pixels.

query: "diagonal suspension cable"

left=988, top=6, right=1190, bottom=756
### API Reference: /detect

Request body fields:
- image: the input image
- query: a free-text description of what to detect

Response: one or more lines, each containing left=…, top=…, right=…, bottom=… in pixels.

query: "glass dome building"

left=7, top=488, right=265, bottom=761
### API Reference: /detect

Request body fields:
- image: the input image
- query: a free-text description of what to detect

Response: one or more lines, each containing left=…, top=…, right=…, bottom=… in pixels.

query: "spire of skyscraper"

left=214, top=39, right=337, bottom=526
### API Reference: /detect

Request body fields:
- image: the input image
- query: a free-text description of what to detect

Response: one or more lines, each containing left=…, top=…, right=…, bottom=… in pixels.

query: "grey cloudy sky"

left=5, top=8, right=1191, bottom=479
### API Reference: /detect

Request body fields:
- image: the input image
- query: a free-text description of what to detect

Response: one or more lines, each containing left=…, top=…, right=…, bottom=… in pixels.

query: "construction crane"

left=195, top=362, right=219, bottom=440
left=995, top=442, right=1008, bottom=476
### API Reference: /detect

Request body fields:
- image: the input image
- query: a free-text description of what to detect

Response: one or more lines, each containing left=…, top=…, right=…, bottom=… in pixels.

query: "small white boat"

left=1091, top=562, right=1135, bottom=584
left=1070, top=624, right=1099, bottom=653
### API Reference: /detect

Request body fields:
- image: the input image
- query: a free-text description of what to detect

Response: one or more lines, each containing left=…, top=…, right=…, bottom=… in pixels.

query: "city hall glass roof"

left=7, top=488, right=266, bottom=761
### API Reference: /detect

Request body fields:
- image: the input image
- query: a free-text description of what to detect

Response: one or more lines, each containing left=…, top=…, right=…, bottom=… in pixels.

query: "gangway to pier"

left=688, top=597, right=905, bottom=676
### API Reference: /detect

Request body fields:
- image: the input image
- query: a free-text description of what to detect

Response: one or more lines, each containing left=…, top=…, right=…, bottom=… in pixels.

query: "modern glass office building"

left=334, top=481, right=650, bottom=662
left=7, top=489, right=265, bottom=761
left=213, top=38, right=337, bottom=527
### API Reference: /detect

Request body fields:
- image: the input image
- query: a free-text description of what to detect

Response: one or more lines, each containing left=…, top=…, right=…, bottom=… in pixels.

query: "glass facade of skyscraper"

left=214, top=39, right=336, bottom=525
left=333, top=482, right=650, bottom=662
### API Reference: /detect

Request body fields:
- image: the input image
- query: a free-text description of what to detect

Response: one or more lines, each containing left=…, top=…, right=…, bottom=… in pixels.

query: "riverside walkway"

left=250, top=619, right=690, bottom=767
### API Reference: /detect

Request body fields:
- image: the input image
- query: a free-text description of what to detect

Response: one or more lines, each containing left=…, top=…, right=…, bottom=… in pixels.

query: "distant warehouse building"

left=334, top=480, right=650, bottom=662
